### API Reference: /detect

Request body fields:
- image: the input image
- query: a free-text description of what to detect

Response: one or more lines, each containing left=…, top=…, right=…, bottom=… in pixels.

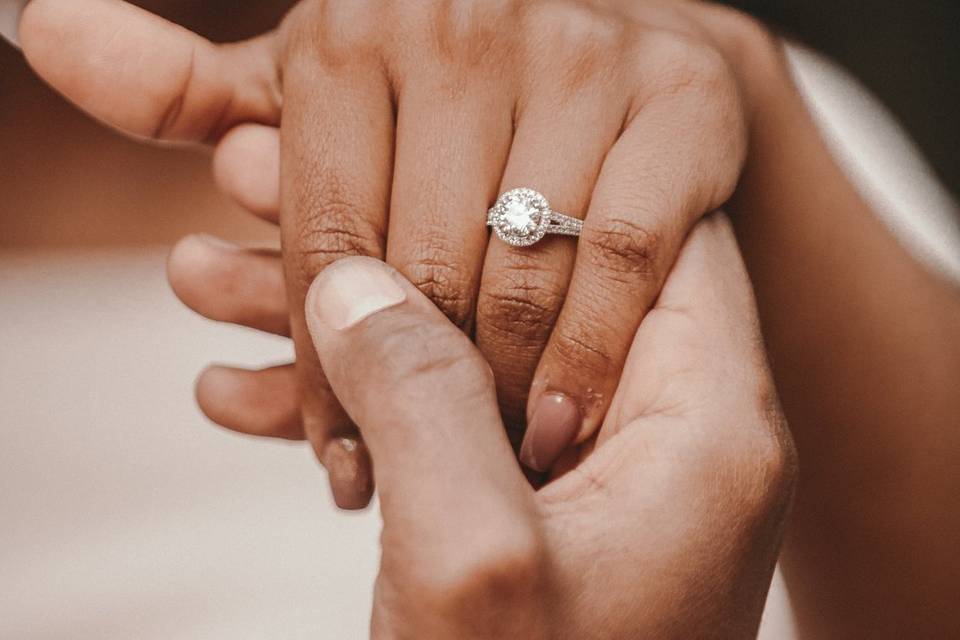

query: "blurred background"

left=0, top=1, right=957, bottom=638
left=2, top=0, right=958, bottom=249
left=0, top=1, right=290, bottom=248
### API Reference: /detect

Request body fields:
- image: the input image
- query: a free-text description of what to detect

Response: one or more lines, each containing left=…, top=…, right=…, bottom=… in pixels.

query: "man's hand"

left=18, top=0, right=776, bottom=507
left=301, top=214, right=794, bottom=637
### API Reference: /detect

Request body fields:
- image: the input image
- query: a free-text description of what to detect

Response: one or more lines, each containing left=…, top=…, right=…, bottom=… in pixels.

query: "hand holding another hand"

left=19, top=0, right=779, bottom=506
left=303, top=214, right=794, bottom=637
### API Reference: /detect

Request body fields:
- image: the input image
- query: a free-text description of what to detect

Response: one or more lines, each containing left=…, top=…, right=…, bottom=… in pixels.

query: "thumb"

left=304, top=257, right=532, bottom=526
left=582, top=212, right=794, bottom=555
left=19, top=0, right=280, bottom=143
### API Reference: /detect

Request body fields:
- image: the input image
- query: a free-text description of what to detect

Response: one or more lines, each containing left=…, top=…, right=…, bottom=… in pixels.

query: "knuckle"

left=737, top=431, right=797, bottom=517
left=433, top=0, right=513, bottom=67
left=292, top=208, right=383, bottom=289
left=291, top=170, right=384, bottom=287
left=581, top=216, right=662, bottom=283
left=477, top=265, right=564, bottom=344
left=526, top=1, right=616, bottom=48
left=686, top=43, right=732, bottom=89
left=752, top=384, right=798, bottom=501
left=523, top=1, right=625, bottom=86
left=705, top=5, right=780, bottom=67
left=645, top=32, right=734, bottom=97
left=284, top=0, right=383, bottom=65
left=153, top=46, right=244, bottom=143
left=405, top=259, right=474, bottom=329
left=724, top=383, right=797, bottom=515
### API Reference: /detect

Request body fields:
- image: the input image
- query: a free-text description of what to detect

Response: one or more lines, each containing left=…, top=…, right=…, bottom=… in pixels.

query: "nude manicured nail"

left=311, top=258, right=406, bottom=330
left=520, top=393, right=582, bottom=473
left=323, top=437, right=373, bottom=510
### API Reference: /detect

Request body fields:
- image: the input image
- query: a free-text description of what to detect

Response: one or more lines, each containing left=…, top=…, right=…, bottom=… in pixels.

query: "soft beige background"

left=1, top=27, right=958, bottom=640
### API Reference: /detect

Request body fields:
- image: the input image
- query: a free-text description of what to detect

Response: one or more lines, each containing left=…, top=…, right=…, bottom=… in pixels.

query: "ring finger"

left=476, top=76, right=630, bottom=448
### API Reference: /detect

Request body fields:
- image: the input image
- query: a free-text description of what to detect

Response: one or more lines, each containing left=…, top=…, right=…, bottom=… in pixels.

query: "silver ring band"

left=486, top=188, right=582, bottom=247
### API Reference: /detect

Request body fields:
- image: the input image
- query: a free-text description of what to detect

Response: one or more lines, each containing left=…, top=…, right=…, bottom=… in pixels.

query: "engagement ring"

left=487, top=188, right=582, bottom=247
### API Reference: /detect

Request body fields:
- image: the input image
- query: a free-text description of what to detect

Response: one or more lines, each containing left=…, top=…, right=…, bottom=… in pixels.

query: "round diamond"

left=502, top=199, right=539, bottom=235
left=489, top=188, right=551, bottom=247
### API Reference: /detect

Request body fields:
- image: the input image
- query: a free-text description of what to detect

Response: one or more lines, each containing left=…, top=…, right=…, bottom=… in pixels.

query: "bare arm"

left=727, top=25, right=960, bottom=638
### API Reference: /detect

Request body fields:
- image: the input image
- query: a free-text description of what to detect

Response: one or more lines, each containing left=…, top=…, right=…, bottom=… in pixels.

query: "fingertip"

left=319, top=437, right=375, bottom=510
left=168, top=234, right=290, bottom=335
left=195, top=364, right=304, bottom=439
left=213, top=124, right=281, bottom=219
left=195, top=364, right=244, bottom=430
left=167, top=234, right=236, bottom=299
left=195, top=364, right=254, bottom=427
left=195, top=364, right=232, bottom=408
left=520, top=392, right=582, bottom=472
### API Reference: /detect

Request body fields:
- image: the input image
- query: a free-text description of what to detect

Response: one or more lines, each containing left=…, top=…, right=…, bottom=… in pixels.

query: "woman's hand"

left=272, top=0, right=754, bottom=481
left=301, top=214, right=795, bottom=637
left=19, top=0, right=776, bottom=506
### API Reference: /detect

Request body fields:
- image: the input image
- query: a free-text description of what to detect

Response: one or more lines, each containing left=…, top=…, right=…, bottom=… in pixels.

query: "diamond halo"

left=487, top=188, right=552, bottom=247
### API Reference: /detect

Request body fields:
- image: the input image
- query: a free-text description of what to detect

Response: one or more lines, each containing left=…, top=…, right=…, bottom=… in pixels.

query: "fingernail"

left=323, top=437, right=374, bottom=510
left=311, top=258, right=406, bottom=330
left=0, top=1, right=30, bottom=49
left=520, top=393, right=582, bottom=473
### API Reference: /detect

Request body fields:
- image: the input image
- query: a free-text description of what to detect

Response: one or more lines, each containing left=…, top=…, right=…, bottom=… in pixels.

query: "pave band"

left=486, top=188, right=582, bottom=247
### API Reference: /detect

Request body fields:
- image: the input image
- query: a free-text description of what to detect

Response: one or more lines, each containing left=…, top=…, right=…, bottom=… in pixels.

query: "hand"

left=301, top=214, right=795, bottom=637
left=20, top=0, right=777, bottom=507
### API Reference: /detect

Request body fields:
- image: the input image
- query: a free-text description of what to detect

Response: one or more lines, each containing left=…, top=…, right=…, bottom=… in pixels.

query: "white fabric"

left=787, top=45, right=960, bottom=281
left=1, top=45, right=957, bottom=639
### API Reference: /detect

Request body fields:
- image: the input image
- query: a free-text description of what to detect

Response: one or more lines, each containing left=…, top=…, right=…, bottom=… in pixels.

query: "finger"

left=304, top=257, right=532, bottom=532
left=196, top=364, right=303, bottom=440
left=521, top=66, right=747, bottom=472
left=213, top=124, right=281, bottom=222
left=19, top=0, right=280, bottom=143
left=600, top=214, right=794, bottom=539
left=280, top=50, right=393, bottom=508
left=603, top=213, right=773, bottom=444
left=548, top=216, right=793, bottom=630
left=196, top=365, right=375, bottom=506
left=475, top=69, right=630, bottom=446
left=385, top=64, right=513, bottom=332
left=167, top=235, right=289, bottom=336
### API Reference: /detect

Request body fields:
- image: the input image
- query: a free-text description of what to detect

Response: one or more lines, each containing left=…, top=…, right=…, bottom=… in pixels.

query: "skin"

left=302, top=216, right=795, bottom=638
left=18, top=0, right=762, bottom=507
left=16, top=0, right=960, bottom=636
left=727, top=50, right=960, bottom=637
left=184, top=42, right=960, bottom=638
